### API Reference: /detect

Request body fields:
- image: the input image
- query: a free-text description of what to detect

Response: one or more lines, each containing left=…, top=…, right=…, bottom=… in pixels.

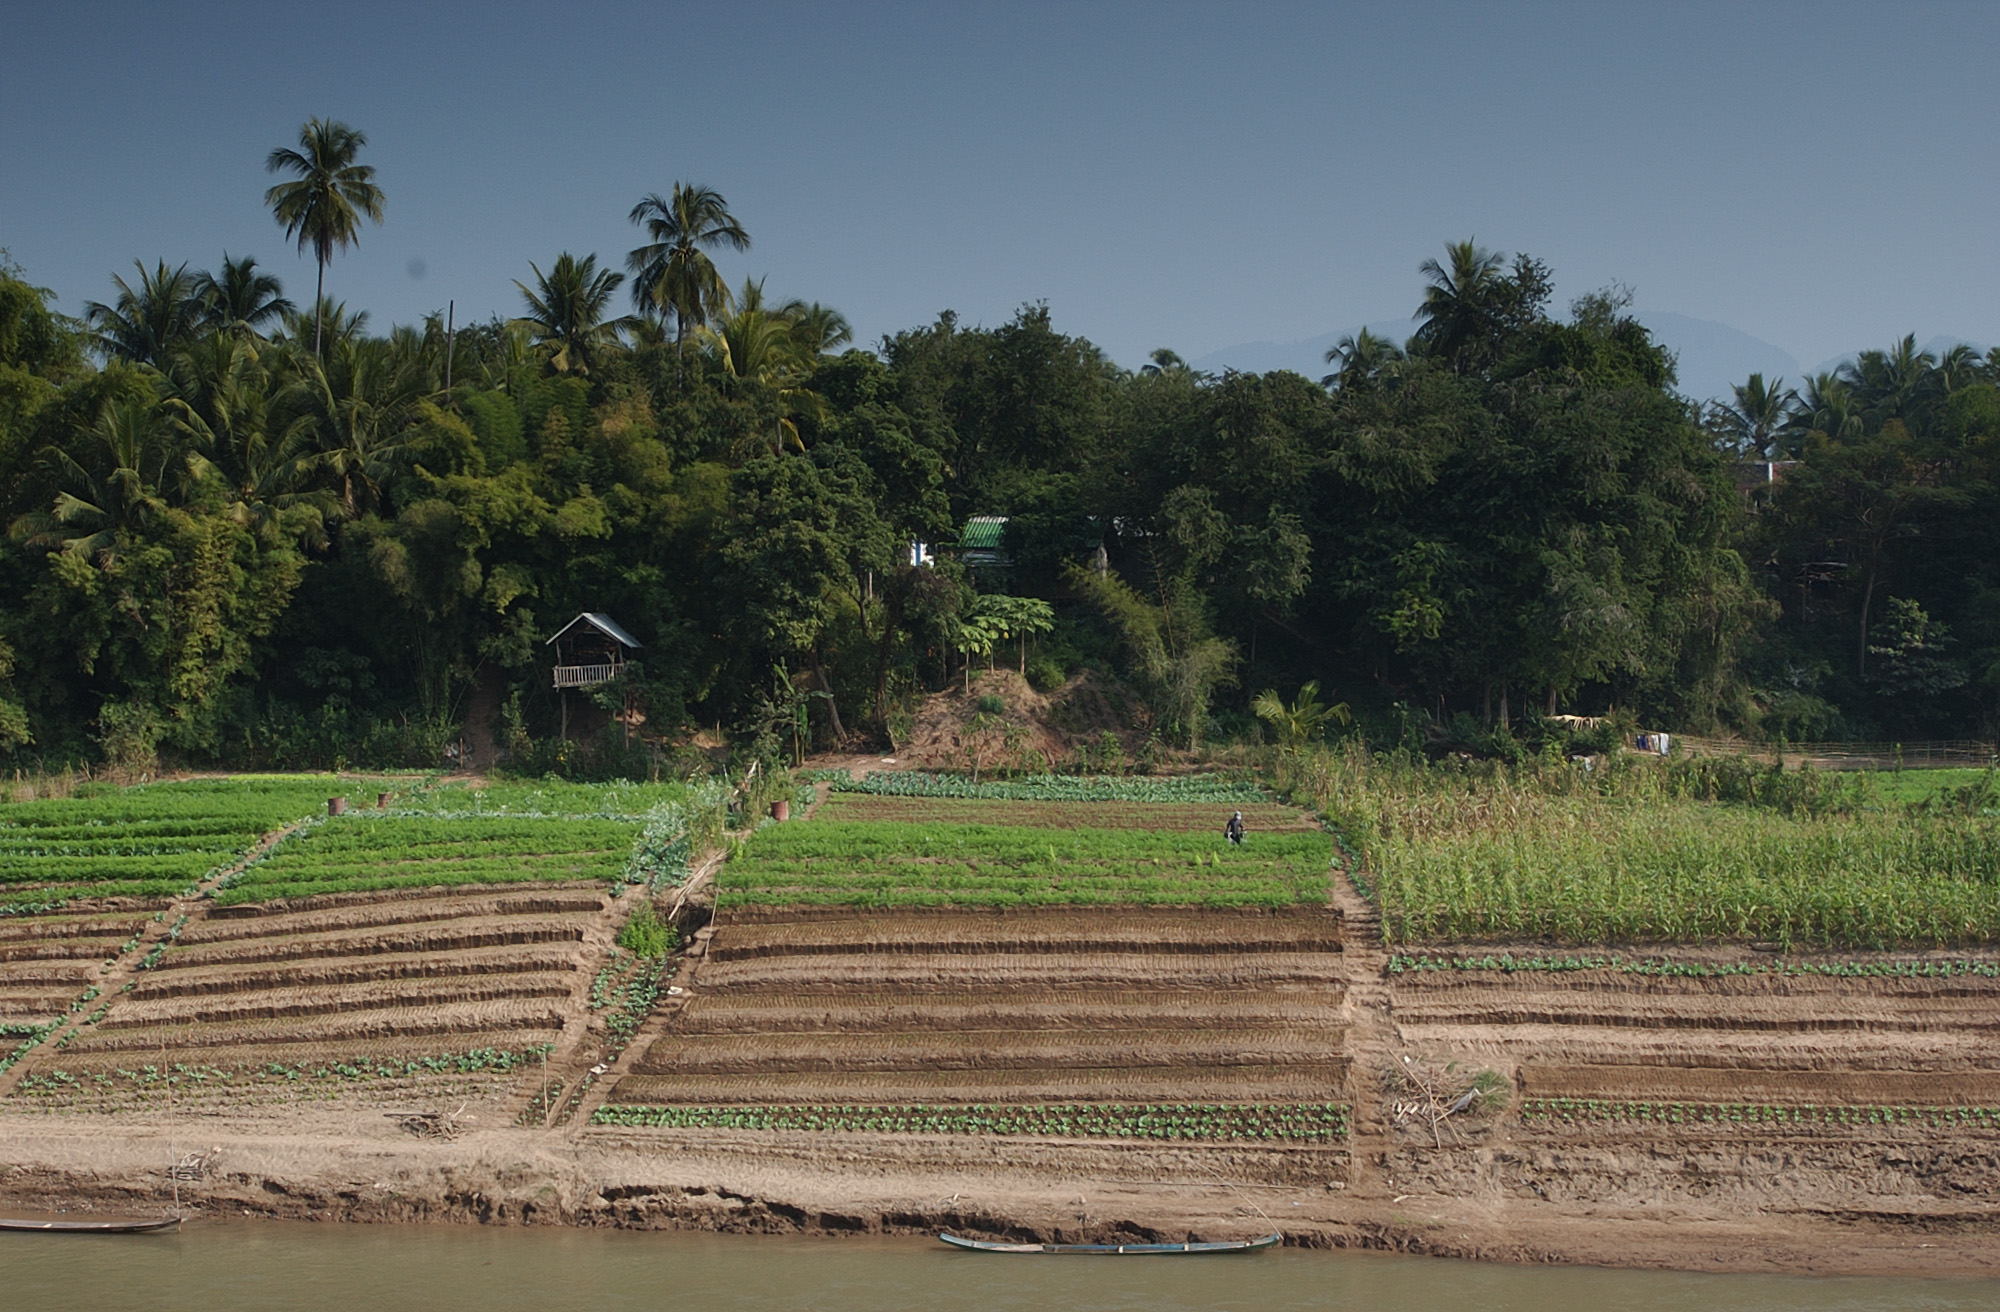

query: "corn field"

left=1273, top=745, right=2000, bottom=949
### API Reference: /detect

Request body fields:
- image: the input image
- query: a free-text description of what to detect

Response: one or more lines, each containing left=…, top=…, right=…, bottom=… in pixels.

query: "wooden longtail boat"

left=938, top=1231, right=1280, bottom=1255
left=0, top=1215, right=182, bottom=1234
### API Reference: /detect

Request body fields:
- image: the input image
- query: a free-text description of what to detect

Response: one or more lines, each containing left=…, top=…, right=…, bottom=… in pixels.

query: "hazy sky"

left=2, top=1, right=1994, bottom=372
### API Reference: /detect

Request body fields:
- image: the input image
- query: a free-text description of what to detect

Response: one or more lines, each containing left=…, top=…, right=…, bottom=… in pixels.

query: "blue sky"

left=2, top=1, right=1994, bottom=385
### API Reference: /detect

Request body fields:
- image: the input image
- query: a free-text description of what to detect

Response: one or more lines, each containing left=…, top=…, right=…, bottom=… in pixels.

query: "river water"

left=5, top=1223, right=1998, bottom=1311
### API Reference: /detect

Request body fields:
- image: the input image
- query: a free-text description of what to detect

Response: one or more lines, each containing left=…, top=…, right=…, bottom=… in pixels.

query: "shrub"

left=616, top=900, right=679, bottom=957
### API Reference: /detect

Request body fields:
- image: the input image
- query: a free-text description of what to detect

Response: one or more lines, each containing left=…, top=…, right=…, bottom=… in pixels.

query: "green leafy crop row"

left=833, top=772, right=1268, bottom=803
left=721, top=819, right=1333, bottom=908
left=1388, top=953, right=2000, bottom=978
left=1521, top=1098, right=2000, bottom=1128
left=591, top=1101, right=1349, bottom=1140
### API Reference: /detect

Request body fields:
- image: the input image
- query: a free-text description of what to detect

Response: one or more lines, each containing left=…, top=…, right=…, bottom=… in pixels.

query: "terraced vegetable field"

left=0, top=774, right=736, bottom=1112
left=0, top=776, right=346, bottom=911
left=600, top=782, right=1354, bottom=1182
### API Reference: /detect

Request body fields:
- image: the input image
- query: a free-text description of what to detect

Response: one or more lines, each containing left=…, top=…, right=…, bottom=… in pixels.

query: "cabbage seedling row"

left=1521, top=1097, right=2000, bottom=1129
left=1389, top=953, right=2000, bottom=978
left=591, top=1100, right=1349, bottom=1140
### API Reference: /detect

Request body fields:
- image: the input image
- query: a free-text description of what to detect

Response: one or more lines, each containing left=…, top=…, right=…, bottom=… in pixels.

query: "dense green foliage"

left=5, top=140, right=1997, bottom=773
left=719, top=817, right=1332, bottom=908
left=590, top=1100, right=1350, bottom=1140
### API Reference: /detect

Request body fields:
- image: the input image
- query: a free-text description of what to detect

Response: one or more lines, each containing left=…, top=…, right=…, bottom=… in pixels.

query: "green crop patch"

left=0, top=777, right=353, bottom=910
left=591, top=1100, right=1349, bottom=1140
left=833, top=772, right=1268, bottom=803
left=720, top=819, right=1333, bottom=908
left=213, top=811, right=638, bottom=904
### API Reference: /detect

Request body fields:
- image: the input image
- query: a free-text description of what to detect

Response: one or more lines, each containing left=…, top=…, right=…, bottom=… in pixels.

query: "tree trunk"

left=812, top=653, right=845, bottom=745
left=314, top=259, right=326, bottom=360
left=1857, top=567, right=1878, bottom=677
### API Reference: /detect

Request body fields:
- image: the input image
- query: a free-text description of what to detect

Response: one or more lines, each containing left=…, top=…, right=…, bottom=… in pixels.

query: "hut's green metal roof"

left=959, top=516, right=1008, bottom=549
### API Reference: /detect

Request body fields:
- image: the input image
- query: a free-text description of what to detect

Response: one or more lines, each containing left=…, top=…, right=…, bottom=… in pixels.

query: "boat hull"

left=938, top=1231, right=1280, bottom=1255
left=0, top=1216, right=183, bottom=1234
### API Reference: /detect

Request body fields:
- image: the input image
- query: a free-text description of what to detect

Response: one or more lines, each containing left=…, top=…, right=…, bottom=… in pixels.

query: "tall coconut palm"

left=1786, top=372, right=1863, bottom=447
left=511, top=252, right=628, bottom=376
left=1842, top=334, right=1937, bottom=431
left=788, top=302, right=853, bottom=358
left=1411, top=239, right=1505, bottom=370
left=193, top=253, right=294, bottom=338
left=625, top=183, right=750, bottom=348
left=1321, top=327, right=1406, bottom=391
left=264, top=118, right=385, bottom=360
left=1713, top=373, right=1796, bottom=457
left=83, top=260, right=205, bottom=367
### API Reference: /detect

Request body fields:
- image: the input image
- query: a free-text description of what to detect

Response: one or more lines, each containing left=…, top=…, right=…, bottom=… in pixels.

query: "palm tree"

left=1712, top=373, right=1796, bottom=457
left=193, top=254, right=294, bottom=338
left=1142, top=348, right=1188, bottom=376
left=264, top=118, right=386, bottom=360
left=626, top=183, right=750, bottom=348
left=1411, top=239, right=1506, bottom=370
left=290, top=335, right=429, bottom=516
left=1786, top=372, right=1863, bottom=447
left=1251, top=681, right=1351, bottom=750
left=1842, top=334, right=1937, bottom=431
left=10, top=393, right=182, bottom=561
left=788, top=302, right=853, bottom=358
left=511, top=252, right=628, bottom=376
left=699, top=279, right=821, bottom=453
left=1321, top=327, right=1406, bottom=391
left=162, top=333, right=324, bottom=544
left=83, top=260, right=205, bottom=367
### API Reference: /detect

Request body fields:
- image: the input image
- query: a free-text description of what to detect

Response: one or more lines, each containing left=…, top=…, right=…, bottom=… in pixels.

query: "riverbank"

left=7, top=1110, right=2000, bottom=1279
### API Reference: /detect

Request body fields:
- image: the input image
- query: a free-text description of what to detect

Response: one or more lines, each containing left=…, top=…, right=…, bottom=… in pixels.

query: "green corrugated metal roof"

left=960, top=516, right=1008, bottom=549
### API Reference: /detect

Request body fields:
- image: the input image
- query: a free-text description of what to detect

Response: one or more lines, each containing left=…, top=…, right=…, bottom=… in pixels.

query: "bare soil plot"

left=608, top=903, right=1354, bottom=1137
left=8, top=887, right=610, bottom=1110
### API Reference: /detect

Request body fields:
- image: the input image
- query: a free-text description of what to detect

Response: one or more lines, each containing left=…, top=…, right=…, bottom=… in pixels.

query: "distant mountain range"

left=1188, top=317, right=1990, bottom=406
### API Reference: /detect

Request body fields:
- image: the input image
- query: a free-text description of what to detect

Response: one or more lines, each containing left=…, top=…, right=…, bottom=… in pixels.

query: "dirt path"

left=1330, top=870, right=1396, bottom=1202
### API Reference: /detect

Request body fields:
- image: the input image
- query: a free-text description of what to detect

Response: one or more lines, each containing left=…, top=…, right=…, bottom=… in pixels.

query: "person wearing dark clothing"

left=1224, top=811, right=1245, bottom=846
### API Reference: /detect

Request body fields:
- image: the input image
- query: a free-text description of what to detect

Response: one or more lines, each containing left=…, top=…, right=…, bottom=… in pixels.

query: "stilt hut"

left=548, top=612, right=640, bottom=739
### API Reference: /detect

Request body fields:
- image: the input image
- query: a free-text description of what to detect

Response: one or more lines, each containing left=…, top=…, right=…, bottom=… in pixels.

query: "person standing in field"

left=1224, top=811, right=1245, bottom=846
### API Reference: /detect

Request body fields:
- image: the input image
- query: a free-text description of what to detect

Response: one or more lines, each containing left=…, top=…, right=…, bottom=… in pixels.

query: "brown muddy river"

left=5, top=1222, right=1999, bottom=1310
